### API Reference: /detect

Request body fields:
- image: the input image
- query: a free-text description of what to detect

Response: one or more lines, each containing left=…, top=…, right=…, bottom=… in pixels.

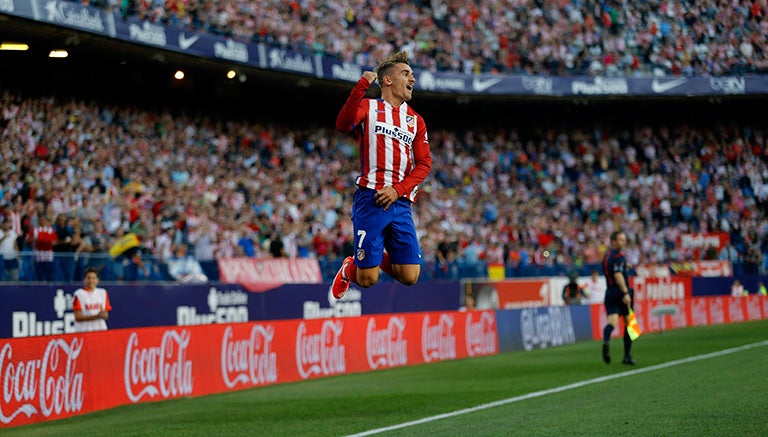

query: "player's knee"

left=396, top=270, right=420, bottom=286
left=356, top=269, right=379, bottom=288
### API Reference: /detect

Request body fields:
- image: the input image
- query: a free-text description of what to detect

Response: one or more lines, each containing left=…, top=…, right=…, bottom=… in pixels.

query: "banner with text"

left=217, top=258, right=323, bottom=291
left=0, top=280, right=461, bottom=339
left=0, top=310, right=497, bottom=427
left=588, top=295, right=768, bottom=339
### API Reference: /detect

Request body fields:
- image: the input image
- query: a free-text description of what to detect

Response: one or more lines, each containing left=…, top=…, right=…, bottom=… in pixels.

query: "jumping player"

left=73, top=267, right=112, bottom=332
left=601, top=230, right=636, bottom=365
left=332, top=51, right=432, bottom=299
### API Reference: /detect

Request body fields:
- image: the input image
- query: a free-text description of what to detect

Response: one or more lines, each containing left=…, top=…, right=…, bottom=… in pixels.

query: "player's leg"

left=332, top=189, right=386, bottom=298
left=383, top=200, right=421, bottom=286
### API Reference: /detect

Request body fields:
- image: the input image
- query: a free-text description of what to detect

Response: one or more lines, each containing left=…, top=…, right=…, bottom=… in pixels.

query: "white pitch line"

left=345, top=340, right=768, bottom=437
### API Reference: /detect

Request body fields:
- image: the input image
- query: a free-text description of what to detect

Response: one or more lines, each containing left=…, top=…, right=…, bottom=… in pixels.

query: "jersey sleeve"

left=335, top=77, right=371, bottom=133
left=72, top=292, right=83, bottom=311
left=609, top=254, right=626, bottom=276
left=104, top=291, right=112, bottom=311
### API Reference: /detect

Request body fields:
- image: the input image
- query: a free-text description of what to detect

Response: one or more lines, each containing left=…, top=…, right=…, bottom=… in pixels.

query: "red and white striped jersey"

left=73, top=287, right=112, bottom=332
left=336, top=78, right=432, bottom=202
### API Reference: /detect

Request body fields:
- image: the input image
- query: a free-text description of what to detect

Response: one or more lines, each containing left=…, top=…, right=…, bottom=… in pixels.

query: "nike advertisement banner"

left=0, top=310, right=497, bottom=428
left=3, top=2, right=768, bottom=96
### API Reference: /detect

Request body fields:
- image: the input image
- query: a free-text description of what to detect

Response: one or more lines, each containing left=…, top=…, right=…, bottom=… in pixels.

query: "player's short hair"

left=84, top=267, right=99, bottom=277
left=610, top=230, right=625, bottom=242
left=375, top=51, right=410, bottom=78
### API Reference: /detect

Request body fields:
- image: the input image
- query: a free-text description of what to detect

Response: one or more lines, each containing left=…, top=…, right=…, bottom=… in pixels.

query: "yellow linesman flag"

left=627, top=309, right=642, bottom=341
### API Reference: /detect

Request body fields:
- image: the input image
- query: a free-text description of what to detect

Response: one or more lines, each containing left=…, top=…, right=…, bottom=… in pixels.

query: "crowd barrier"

left=1, top=282, right=461, bottom=339
left=2, top=294, right=767, bottom=428
left=0, top=310, right=498, bottom=428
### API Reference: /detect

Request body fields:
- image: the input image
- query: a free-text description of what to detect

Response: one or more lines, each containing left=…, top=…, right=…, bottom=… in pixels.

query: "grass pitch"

left=7, top=319, right=767, bottom=436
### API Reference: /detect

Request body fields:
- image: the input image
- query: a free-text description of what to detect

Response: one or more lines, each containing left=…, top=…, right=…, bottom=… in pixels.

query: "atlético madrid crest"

left=406, top=115, right=415, bottom=128
left=356, top=249, right=366, bottom=261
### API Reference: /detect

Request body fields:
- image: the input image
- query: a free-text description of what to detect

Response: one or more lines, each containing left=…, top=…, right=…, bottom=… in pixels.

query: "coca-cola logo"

left=221, top=325, right=277, bottom=388
left=365, top=317, right=407, bottom=369
left=465, top=312, right=497, bottom=357
left=295, top=321, right=346, bottom=379
left=421, top=314, right=456, bottom=362
left=124, top=331, right=193, bottom=403
left=1, top=338, right=83, bottom=424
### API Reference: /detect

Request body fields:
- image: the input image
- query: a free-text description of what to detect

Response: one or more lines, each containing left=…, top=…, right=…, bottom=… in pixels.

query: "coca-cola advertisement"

left=0, top=310, right=497, bottom=428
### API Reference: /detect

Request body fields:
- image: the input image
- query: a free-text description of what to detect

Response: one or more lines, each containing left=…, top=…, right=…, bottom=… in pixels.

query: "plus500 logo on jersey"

left=374, top=122, right=415, bottom=146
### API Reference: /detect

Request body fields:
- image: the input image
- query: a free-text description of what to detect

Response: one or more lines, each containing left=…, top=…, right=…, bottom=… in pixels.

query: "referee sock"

left=603, top=324, right=614, bottom=343
left=623, top=328, right=632, bottom=357
left=379, top=251, right=394, bottom=277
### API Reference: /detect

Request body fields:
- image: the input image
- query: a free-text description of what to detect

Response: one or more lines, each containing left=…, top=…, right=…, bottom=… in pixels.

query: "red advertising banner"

left=634, top=264, right=672, bottom=278
left=0, top=310, right=497, bottom=428
left=669, top=260, right=733, bottom=277
left=629, top=276, right=692, bottom=301
left=217, top=258, right=323, bottom=291
left=469, top=279, right=551, bottom=309
left=635, top=260, right=732, bottom=278
left=679, top=232, right=730, bottom=248
left=588, top=295, right=767, bottom=340
left=677, top=232, right=730, bottom=257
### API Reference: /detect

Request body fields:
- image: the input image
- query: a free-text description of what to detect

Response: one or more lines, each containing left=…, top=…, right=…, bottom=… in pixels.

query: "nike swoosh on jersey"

left=651, top=78, right=687, bottom=94
left=472, top=77, right=503, bottom=92
left=178, top=33, right=200, bottom=50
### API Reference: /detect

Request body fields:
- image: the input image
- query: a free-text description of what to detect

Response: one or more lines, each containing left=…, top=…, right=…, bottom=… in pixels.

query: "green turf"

left=5, top=320, right=767, bottom=436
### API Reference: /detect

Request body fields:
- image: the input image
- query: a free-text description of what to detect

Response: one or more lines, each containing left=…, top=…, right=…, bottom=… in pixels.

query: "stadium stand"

left=78, top=0, right=768, bottom=76
left=1, top=87, right=766, bottom=282
left=1, top=2, right=767, bottom=283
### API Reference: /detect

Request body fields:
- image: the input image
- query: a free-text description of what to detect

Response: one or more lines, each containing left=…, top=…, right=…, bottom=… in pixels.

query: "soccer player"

left=331, top=51, right=432, bottom=299
left=601, top=230, right=636, bottom=365
left=73, top=267, right=112, bottom=332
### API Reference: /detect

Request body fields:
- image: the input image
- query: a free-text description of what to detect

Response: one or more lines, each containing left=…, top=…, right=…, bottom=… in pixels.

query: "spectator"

left=459, top=293, right=477, bottom=311
left=53, top=213, right=77, bottom=281
left=29, top=215, right=57, bottom=282
left=167, top=244, right=208, bottom=283
left=80, top=218, right=110, bottom=276
left=0, top=218, right=20, bottom=281
left=154, top=223, right=177, bottom=280
left=582, top=269, right=605, bottom=305
left=731, top=279, right=747, bottom=297
left=562, top=272, right=586, bottom=305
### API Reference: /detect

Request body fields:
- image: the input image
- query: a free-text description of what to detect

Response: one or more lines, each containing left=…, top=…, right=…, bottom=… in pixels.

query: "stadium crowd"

left=1, top=89, right=767, bottom=283
left=80, top=0, right=768, bottom=77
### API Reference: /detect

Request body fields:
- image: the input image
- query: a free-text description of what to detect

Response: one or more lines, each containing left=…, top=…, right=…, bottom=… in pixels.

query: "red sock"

left=345, top=260, right=358, bottom=285
left=380, top=252, right=394, bottom=277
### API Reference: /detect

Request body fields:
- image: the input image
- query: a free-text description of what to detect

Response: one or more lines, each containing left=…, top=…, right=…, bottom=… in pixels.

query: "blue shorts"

left=351, top=188, right=421, bottom=268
